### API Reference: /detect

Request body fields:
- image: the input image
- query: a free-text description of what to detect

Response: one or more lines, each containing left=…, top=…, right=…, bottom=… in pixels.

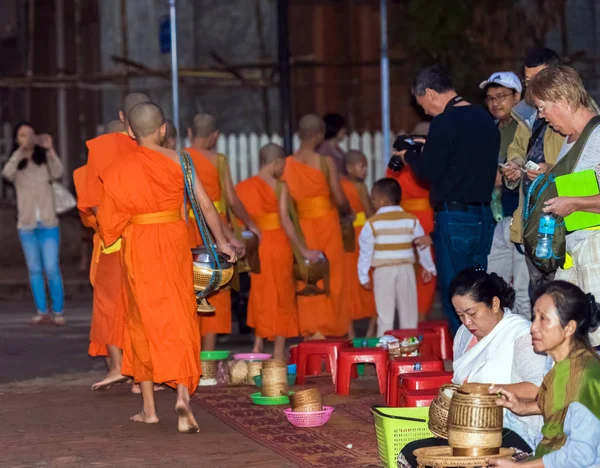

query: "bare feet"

left=175, top=401, right=199, bottom=433
left=131, top=383, right=167, bottom=394
left=130, top=411, right=159, bottom=424
left=91, top=373, right=130, bottom=391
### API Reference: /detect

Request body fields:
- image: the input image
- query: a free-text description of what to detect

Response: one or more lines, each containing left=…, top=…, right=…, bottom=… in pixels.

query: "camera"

left=388, top=135, right=425, bottom=172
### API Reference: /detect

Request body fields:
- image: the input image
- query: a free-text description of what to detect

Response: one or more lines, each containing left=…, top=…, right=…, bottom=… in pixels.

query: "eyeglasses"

left=484, top=92, right=515, bottom=104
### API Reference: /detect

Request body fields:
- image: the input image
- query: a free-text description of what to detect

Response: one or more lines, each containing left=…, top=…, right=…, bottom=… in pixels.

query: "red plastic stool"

left=396, top=370, right=453, bottom=406
left=384, top=329, right=442, bottom=358
left=296, top=339, right=351, bottom=385
left=386, top=356, right=444, bottom=406
left=399, top=388, right=438, bottom=407
left=419, top=320, right=453, bottom=360
left=336, top=348, right=388, bottom=396
left=289, top=345, right=323, bottom=375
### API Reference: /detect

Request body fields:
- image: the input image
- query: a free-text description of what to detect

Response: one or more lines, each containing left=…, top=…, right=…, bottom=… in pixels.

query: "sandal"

left=30, top=314, right=51, bottom=325
left=53, top=314, right=66, bottom=326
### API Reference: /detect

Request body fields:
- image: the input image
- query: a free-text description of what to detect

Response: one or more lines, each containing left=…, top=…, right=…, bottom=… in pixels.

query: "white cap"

left=479, top=71, right=522, bottom=94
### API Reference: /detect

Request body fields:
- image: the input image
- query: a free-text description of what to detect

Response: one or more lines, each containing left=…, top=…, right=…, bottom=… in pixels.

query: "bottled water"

left=536, top=213, right=556, bottom=259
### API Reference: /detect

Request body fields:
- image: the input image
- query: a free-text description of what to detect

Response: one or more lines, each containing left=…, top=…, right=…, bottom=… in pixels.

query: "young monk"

left=340, top=150, right=377, bottom=338
left=386, top=164, right=437, bottom=319
left=77, top=93, right=151, bottom=391
left=98, top=102, right=236, bottom=432
left=236, top=144, right=307, bottom=359
left=282, top=114, right=352, bottom=338
left=186, top=113, right=257, bottom=351
left=105, top=119, right=126, bottom=134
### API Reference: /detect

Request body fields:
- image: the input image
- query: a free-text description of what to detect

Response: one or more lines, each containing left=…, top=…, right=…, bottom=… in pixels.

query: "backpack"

left=522, top=116, right=600, bottom=273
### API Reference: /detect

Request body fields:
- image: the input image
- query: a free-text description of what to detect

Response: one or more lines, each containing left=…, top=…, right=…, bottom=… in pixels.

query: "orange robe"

left=74, top=164, right=126, bottom=358
left=236, top=176, right=299, bottom=339
left=98, top=146, right=200, bottom=393
left=340, top=178, right=376, bottom=320
left=185, top=147, right=231, bottom=335
left=386, top=166, right=436, bottom=316
left=282, top=157, right=348, bottom=336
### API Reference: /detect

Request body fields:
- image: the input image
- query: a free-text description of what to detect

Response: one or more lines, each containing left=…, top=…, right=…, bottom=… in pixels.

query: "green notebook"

left=555, top=169, right=600, bottom=231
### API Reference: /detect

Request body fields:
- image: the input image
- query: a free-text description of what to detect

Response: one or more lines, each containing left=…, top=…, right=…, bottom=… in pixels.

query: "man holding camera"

left=392, top=64, right=499, bottom=333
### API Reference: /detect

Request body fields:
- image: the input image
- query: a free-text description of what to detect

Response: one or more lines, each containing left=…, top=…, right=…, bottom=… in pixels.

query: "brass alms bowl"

left=192, top=247, right=234, bottom=314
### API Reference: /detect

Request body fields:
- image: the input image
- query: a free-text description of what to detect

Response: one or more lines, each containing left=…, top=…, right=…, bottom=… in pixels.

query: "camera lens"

left=388, top=155, right=405, bottom=172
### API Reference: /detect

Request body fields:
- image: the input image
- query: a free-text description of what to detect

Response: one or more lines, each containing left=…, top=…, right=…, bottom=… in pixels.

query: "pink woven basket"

left=283, top=406, right=335, bottom=427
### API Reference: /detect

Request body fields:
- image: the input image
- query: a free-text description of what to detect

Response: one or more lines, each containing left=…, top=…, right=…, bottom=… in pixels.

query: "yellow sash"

left=401, top=198, right=432, bottom=212
left=296, top=195, right=333, bottom=219
left=353, top=211, right=366, bottom=227
left=255, top=212, right=281, bottom=231
left=189, top=200, right=224, bottom=220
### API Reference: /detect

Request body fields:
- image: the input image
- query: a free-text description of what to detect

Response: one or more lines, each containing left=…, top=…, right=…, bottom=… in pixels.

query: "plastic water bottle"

left=536, top=213, right=556, bottom=259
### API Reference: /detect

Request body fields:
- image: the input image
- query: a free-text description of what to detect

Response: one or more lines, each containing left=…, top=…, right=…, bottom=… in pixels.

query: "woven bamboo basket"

left=290, top=388, right=323, bottom=412
left=201, top=359, right=218, bottom=379
left=228, top=359, right=249, bottom=385
left=389, top=342, right=421, bottom=358
left=428, top=384, right=459, bottom=439
left=447, top=383, right=503, bottom=457
left=413, top=446, right=514, bottom=467
left=261, top=365, right=289, bottom=397
left=262, top=359, right=288, bottom=369
left=247, top=361, right=264, bottom=384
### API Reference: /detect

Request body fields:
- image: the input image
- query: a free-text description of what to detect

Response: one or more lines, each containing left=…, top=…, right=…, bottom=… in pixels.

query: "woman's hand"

left=502, top=161, right=522, bottom=182
left=489, top=385, right=528, bottom=416
left=37, top=134, right=54, bottom=150
left=486, top=458, right=518, bottom=467
left=543, top=196, right=578, bottom=217
left=526, top=162, right=552, bottom=181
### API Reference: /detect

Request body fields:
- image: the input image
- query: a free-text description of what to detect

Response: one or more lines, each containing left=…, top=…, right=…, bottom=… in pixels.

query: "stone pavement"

left=0, top=300, right=295, bottom=468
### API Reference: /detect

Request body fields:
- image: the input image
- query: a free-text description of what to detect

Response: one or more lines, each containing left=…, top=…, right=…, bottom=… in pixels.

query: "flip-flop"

left=30, top=314, right=52, bottom=325
left=91, top=375, right=130, bottom=391
left=52, top=315, right=67, bottom=326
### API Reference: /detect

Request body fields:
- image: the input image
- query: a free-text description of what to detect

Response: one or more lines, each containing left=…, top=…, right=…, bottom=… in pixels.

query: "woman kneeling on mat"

left=399, top=268, right=547, bottom=468
left=487, top=281, right=600, bottom=467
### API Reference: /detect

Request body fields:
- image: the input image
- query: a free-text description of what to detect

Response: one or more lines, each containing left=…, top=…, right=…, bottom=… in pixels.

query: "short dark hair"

left=449, top=268, right=516, bottom=310
left=323, top=113, right=346, bottom=140
left=533, top=281, right=600, bottom=348
left=524, top=48, right=561, bottom=69
left=411, top=64, right=455, bottom=96
left=372, top=178, right=402, bottom=205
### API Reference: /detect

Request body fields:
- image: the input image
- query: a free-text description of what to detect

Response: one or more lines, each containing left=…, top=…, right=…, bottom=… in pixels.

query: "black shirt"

left=405, top=104, right=500, bottom=205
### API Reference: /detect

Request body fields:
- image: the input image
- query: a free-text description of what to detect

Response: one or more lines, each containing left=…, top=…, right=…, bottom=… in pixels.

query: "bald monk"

left=340, top=150, right=377, bottom=338
left=98, top=102, right=236, bottom=431
left=164, top=119, right=177, bottom=150
left=106, top=119, right=126, bottom=134
left=237, top=144, right=309, bottom=359
left=77, top=94, right=151, bottom=391
left=282, top=115, right=351, bottom=338
left=186, top=113, right=257, bottom=351
left=386, top=164, right=437, bottom=318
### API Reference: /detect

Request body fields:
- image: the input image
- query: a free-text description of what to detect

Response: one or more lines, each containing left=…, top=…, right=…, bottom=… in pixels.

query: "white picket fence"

left=0, top=127, right=390, bottom=201
left=211, top=132, right=389, bottom=188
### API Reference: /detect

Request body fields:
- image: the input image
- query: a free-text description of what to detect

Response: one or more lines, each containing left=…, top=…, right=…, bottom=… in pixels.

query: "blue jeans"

left=18, top=224, right=64, bottom=314
left=432, top=206, right=495, bottom=334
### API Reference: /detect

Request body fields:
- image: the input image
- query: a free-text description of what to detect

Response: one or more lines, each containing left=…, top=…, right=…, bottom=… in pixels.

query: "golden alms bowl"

left=192, top=247, right=234, bottom=314
left=293, top=252, right=329, bottom=296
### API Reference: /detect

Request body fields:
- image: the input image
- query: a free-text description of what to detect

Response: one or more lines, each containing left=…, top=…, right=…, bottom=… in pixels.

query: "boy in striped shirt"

left=358, top=178, right=436, bottom=336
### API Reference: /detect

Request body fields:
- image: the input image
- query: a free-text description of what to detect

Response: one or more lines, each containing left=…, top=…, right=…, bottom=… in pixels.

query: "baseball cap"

left=479, top=71, right=522, bottom=94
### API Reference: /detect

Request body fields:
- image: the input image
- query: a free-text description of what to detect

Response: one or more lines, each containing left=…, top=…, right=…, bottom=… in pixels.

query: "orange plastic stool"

left=296, top=339, right=351, bottom=385
left=386, top=356, right=444, bottom=406
left=384, top=328, right=442, bottom=358
left=399, top=388, right=438, bottom=407
left=336, top=348, right=388, bottom=396
left=419, top=320, right=453, bottom=360
left=396, top=370, right=453, bottom=406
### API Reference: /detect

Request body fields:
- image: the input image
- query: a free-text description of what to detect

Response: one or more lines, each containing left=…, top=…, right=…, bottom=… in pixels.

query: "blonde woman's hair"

left=526, top=65, right=589, bottom=110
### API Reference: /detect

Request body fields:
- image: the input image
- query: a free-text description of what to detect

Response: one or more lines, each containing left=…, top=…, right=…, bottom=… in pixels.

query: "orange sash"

left=401, top=198, right=432, bottom=212
left=255, top=212, right=281, bottom=231
left=296, top=195, right=333, bottom=219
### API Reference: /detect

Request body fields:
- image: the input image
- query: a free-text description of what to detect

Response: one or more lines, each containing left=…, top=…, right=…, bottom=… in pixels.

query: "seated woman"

left=399, top=268, right=547, bottom=468
left=488, top=281, right=600, bottom=468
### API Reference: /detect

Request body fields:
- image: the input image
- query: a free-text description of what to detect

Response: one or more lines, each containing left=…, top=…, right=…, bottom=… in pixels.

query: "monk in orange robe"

left=340, top=150, right=377, bottom=338
left=282, top=115, right=351, bottom=338
left=98, top=102, right=236, bottom=431
left=236, top=144, right=303, bottom=359
left=386, top=165, right=437, bottom=318
left=185, top=113, right=256, bottom=351
left=76, top=95, right=150, bottom=391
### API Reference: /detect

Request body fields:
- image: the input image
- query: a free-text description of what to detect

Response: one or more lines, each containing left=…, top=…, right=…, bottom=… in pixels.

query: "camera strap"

left=444, top=95, right=464, bottom=113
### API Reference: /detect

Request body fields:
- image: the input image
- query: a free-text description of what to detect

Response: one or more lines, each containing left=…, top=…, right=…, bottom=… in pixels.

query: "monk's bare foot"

left=132, top=383, right=167, bottom=394
left=130, top=411, right=159, bottom=424
left=175, top=401, right=199, bottom=433
left=91, top=374, right=129, bottom=391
